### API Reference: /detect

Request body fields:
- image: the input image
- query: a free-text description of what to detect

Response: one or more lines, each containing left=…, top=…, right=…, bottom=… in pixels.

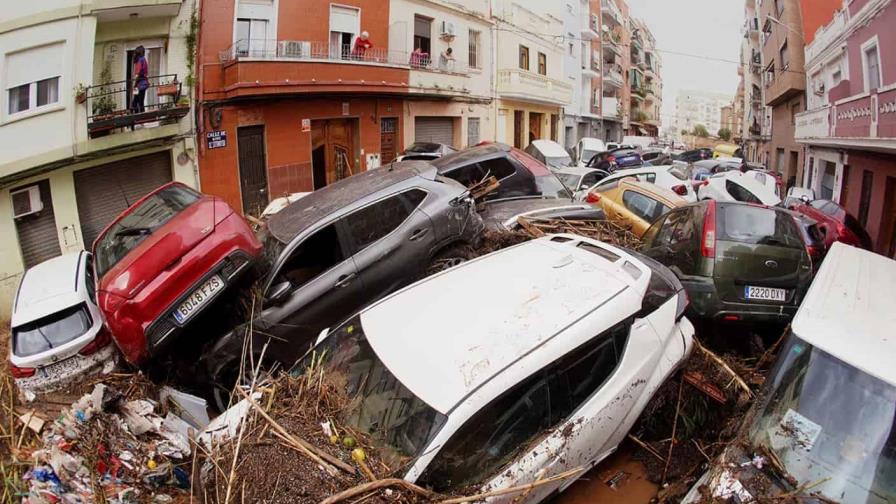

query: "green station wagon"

left=640, top=200, right=813, bottom=324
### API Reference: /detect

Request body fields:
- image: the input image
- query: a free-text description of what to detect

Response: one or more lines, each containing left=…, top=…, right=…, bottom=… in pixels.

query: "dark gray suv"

left=204, top=162, right=482, bottom=406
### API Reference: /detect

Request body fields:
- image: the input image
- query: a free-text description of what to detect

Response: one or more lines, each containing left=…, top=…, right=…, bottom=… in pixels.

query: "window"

left=84, top=255, right=97, bottom=304
left=776, top=149, right=785, bottom=172
left=790, top=102, right=800, bottom=125
left=275, top=224, right=345, bottom=290
left=762, top=19, right=772, bottom=45
left=478, top=158, right=517, bottom=181
left=864, top=43, right=881, bottom=91
left=414, top=16, right=432, bottom=55
left=622, top=191, right=670, bottom=223
left=832, top=69, right=842, bottom=86
left=329, top=5, right=359, bottom=56
left=779, top=40, right=790, bottom=70
left=519, top=45, right=530, bottom=70
left=720, top=206, right=804, bottom=249
left=859, top=170, right=873, bottom=226
left=344, top=194, right=413, bottom=251
left=725, top=180, right=762, bottom=204
left=538, top=52, right=547, bottom=75
left=467, top=117, right=480, bottom=147
left=820, top=161, right=836, bottom=200
left=236, top=18, right=270, bottom=56
left=468, top=30, right=480, bottom=69
left=419, top=322, right=629, bottom=491
left=5, top=43, right=63, bottom=116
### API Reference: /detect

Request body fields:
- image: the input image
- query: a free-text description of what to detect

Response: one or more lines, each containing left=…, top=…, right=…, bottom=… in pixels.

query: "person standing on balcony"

left=131, top=46, right=149, bottom=114
left=351, top=31, right=373, bottom=60
left=439, top=47, right=455, bottom=72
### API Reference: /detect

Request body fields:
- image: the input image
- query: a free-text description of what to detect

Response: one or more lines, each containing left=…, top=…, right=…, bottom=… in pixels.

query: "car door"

left=621, top=189, right=671, bottom=236
left=256, top=222, right=363, bottom=361
left=345, top=189, right=435, bottom=303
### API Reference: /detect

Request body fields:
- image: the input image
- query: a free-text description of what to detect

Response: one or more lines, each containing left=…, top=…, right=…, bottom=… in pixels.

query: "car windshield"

left=749, top=335, right=896, bottom=503
left=536, top=175, right=574, bottom=199
left=719, top=205, right=804, bottom=249
left=555, top=173, right=582, bottom=190
left=544, top=155, right=572, bottom=169
left=13, top=303, right=92, bottom=357
left=582, top=149, right=599, bottom=162
left=297, top=315, right=448, bottom=467
left=94, top=185, right=200, bottom=277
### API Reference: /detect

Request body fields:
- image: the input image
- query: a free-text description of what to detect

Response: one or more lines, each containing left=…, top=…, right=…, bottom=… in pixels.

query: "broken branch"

left=319, top=479, right=437, bottom=504
left=694, top=339, right=754, bottom=398
left=627, top=434, right=665, bottom=462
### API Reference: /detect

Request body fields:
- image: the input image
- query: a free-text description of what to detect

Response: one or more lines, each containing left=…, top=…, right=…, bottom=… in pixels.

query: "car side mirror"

left=267, top=281, right=292, bottom=306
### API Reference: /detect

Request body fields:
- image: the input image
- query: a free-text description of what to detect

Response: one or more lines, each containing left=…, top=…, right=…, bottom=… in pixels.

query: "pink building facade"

left=795, top=0, right=896, bottom=258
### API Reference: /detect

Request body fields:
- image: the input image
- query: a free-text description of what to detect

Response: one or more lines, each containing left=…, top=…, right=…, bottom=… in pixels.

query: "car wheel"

left=210, top=354, right=276, bottom=412
left=426, top=244, right=475, bottom=276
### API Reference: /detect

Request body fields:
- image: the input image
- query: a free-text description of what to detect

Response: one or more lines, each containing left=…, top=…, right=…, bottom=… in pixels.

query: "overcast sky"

left=625, top=0, right=743, bottom=128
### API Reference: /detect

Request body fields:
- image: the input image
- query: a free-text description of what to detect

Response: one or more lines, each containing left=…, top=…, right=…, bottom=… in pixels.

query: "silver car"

left=203, top=162, right=483, bottom=407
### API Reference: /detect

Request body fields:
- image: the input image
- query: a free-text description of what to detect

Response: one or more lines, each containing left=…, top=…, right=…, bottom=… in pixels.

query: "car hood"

left=479, top=198, right=604, bottom=230
left=97, top=197, right=223, bottom=299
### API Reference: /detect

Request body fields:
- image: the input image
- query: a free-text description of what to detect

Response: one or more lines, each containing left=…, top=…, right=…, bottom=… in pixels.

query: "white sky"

left=625, top=0, right=743, bottom=129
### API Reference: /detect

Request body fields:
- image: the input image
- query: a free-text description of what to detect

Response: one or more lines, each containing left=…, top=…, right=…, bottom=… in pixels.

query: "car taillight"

left=10, top=363, right=35, bottom=378
left=701, top=200, right=717, bottom=258
left=672, top=184, right=688, bottom=196
left=586, top=192, right=602, bottom=204
left=675, top=290, right=689, bottom=321
left=79, top=327, right=113, bottom=356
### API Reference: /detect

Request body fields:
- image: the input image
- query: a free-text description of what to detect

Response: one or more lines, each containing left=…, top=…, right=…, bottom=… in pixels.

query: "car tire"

left=426, top=244, right=475, bottom=276
left=209, top=353, right=276, bottom=412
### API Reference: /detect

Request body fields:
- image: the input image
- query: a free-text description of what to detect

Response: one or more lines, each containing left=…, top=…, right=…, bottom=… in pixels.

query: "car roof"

left=12, top=252, right=88, bottom=327
left=713, top=171, right=781, bottom=205
left=267, top=162, right=436, bottom=243
left=617, top=179, right=686, bottom=206
left=579, top=137, right=606, bottom=149
left=359, top=235, right=648, bottom=414
left=431, top=142, right=510, bottom=171
left=791, top=243, right=896, bottom=385
left=530, top=140, right=569, bottom=157
left=555, top=166, right=600, bottom=177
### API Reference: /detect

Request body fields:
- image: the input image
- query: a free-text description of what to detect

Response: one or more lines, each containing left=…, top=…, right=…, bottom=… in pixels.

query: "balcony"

left=806, top=8, right=847, bottom=65
left=85, top=74, right=189, bottom=139
left=216, top=40, right=412, bottom=99
left=603, top=66, right=624, bottom=88
left=496, top=69, right=573, bottom=106
left=794, top=106, right=831, bottom=141
left=582, top=15, right=600, bottom=40
left=602, top=97, right=621, bottom=119
left=582, top=53, right=600, bottom=78
left=630, top=84, right=646, bottom=102
left=89, top=0, right=182, bottom=19
left=602, top=33, right=623, bottom=56
left=602, top=0, right=623, bottom=26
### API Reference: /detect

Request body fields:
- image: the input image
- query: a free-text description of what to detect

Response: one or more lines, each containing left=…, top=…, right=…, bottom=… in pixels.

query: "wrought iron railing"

left=84, top=74, right=187, bottom=136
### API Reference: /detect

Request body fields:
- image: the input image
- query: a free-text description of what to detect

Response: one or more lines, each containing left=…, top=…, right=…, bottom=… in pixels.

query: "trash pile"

left=20, top=380, right=209, bottom=503
left=515, top=216, right=643, bottom=248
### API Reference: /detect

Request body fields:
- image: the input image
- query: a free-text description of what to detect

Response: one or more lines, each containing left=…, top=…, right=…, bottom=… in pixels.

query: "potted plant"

left=74, top=83, right=87, bottom=104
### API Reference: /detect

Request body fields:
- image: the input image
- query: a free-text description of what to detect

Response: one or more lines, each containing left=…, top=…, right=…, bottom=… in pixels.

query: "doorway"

left=529, top=112, right=543, bottom=144
left=514, top=111, right=524, bottom=149
left=126, top=45, right=163, bottom=111
left=380, top=118, right=398, bottom=164
left=311, top=118, right=357, bottom=189
left=237, top=125, right=269, bottom=216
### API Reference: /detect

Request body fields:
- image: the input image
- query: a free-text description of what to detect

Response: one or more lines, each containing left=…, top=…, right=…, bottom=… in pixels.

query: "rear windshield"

left=668, top=166, right=688, bottom=180
left=719, top=205, right=804, bottom=249
left=725, top=179, right=762, bottom=204
left=94, top=185, right=200, bottom=277
left=13, top=303, right=92, bottom=357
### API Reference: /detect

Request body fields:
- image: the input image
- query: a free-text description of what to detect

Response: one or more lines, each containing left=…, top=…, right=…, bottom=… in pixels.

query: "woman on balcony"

left=351, top=31, right=373, bottom=61
left=131, top=46, right=149, bottom=114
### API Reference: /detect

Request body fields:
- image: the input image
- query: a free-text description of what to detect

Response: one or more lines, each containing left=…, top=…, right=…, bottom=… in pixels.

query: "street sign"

left=206, top=131, right=227, bottom=149
left=301, top=119, right=311, bottom=132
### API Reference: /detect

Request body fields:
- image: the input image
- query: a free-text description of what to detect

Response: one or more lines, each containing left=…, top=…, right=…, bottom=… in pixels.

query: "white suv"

left=301, top=234, right=695, bottom=500
left=583, top=165, right=698, bottom=202
left=9, top=252, right=116, bottom=393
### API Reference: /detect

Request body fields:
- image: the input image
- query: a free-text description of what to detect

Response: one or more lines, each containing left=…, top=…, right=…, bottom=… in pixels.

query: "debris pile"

left=515, top=217, right=643, bottom=249
left=20, top=379, right=201, bottom=503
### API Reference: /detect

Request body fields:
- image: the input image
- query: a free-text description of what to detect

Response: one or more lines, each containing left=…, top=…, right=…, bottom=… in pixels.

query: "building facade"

left=0, top=0, right=199, bottom=318
left=599, top=0, right=627, bottom=142
left=672, top=89, right=733, bottom=138
left=196, top=0, right=494, bottom=215
left=560, top=0, right=601, bottom=149
left=627, top=17, right=662, bottom=137
left=737, top=0, right=771, bottom=163
left=795, top=0, right=896, bottom=257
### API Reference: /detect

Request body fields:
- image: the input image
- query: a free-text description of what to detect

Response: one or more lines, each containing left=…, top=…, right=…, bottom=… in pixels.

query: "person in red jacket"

left=351, top=31, right=372, bottom=60
left=131, top=46, right=149, bottom=113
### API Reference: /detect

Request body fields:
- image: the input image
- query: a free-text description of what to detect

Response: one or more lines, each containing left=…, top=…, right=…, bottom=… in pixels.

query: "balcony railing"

left=603, top=66, right=624, bottom=87
left=496, top=69, right=573, bottom=105
left=85, top=74, right=188, bottom=138
left=219, top=39, right=466, bottom=73
left=601, top=0, right=622, bottom=25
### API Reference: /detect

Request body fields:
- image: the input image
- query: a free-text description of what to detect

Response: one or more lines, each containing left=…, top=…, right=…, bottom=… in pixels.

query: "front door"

left=237, top=125, right=269, bottom=216
left=529, top=112, right=543, bottom=144
left=311, top=119, right=356, bottom=188
left=514, top=111, right=524, bottom=148
left=380, top=118, right=398, bottom=164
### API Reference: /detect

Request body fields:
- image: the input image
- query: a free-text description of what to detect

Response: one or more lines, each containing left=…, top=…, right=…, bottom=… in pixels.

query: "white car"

left=301, top=235, right=694, bottom=501
left=583, top=165, right=698, bottom=203
left=553, top=166, right=611, bottom=199
left=9, top=252, right=116, bottom=393
left=574, top=137, right=607, bottom=167
left=697, top=171, right=781, bottom=206
left=744, top=169, right=781, bottom=197
left=524, top=139, right=573, bottom=169
left=683, top=242, right=896, bottom=503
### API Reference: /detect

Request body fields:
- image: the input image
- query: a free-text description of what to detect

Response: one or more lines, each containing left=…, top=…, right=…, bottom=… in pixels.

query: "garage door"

left=414, top=117, right=454, bottom=147
left=74, top=151, right=172, bottom=249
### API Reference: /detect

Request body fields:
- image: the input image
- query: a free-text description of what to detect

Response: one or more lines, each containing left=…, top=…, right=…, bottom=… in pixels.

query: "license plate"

left=174, top=275, right=224, bottom=324
left=744, top=286, right=786, bottom=302
left=39, top=356, right=82, bottom=378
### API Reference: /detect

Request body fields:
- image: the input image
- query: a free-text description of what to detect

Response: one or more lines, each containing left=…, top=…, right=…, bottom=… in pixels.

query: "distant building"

left=720, top=103, right=736, bottom=135
left=795, top=0, right=896, bottom=257
left=672, top=89, right=733, bottom=137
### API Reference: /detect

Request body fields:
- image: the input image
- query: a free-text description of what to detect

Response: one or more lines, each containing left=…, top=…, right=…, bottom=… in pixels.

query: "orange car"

left=586, top=179, right=687, bottom=236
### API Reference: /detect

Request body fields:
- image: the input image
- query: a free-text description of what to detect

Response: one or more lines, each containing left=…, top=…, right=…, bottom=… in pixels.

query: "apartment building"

left=196, top=0, right=493, bottom=215
left=795, top=0, right=896, bottom=257
left=738, top=0, right=771, bottom=163
left=560, top=0, right=601, bottom=149
left=720, top=103, right=736, bottom=134
left=492, top=0, right=571, bottom=148
left=599, top=0, right=627, bottom=141
left=628, top=17, right=662, bottom=137
left=0, top=0, right=199, bottom=317
left=672, top=89, right=733, bottom=137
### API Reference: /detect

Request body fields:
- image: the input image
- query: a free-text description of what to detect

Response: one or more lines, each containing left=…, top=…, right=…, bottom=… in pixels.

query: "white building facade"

left=672, top=89, right=734, bottom=138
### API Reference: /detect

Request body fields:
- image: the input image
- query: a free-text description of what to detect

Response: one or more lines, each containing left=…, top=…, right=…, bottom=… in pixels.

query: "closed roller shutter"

left=15, top=180, right=61, bottom=268
left=414, top=117, right=454, bottom=147
left=74, top=151, right=172, bottom=249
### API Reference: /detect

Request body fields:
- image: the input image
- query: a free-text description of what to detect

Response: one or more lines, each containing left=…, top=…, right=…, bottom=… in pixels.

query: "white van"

left=683, top=242, right=896, bottom=503
left=574, top=137, right=607, bottom=167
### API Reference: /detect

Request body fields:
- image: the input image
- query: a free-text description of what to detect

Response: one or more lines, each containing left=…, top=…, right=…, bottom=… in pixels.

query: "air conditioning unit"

left=441, top=21, right=456, bottom=37
left=11, top=185, right=43, bottom=219
left=813, top=81, right=826, bottom=96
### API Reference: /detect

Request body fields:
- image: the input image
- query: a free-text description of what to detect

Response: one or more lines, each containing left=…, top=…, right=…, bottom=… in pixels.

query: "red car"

left=788, top=199, right=872, bottom=250
left=92, top=182, right=262, bottom=365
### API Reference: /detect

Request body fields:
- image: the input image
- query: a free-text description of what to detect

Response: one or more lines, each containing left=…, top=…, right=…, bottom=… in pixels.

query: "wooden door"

left=514, top=111, right=524, bottom=148
left=311, top=119, right=356, bottom=188
left=529, top=112, right=542, bottom=144
left=381, top=118, right=398, bottom=163
left=237, top=125, right=269, bottom=216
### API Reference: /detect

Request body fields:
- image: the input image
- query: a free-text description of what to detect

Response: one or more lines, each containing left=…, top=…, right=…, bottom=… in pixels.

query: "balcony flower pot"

left=157, top=82, right=179, bottom=98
